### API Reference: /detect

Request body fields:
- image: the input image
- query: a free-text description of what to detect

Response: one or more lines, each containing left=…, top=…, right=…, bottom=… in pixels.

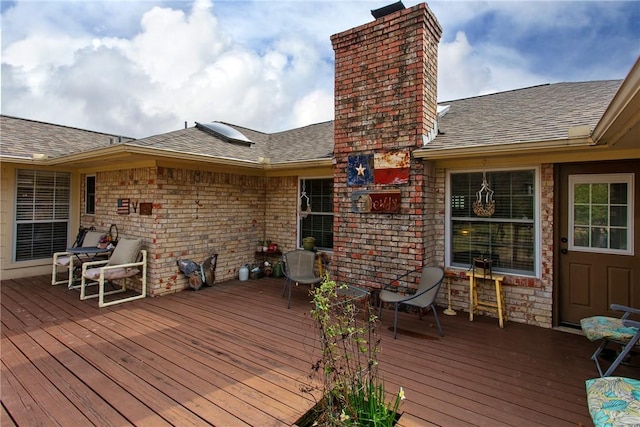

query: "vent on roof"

left=196, top=121, right=253, bottom=146
left=371, top=1, right=405, bottom=19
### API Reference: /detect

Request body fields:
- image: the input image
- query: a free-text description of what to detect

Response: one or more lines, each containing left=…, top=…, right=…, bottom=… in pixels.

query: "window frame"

left=568, top=173, right=634, bottom=255
left=445, top=166, right=541, bottom=277
left=14, top=169, right=71, bottom=262
left=85, top=174, right=96, bottom=215
left=297, top=177, right=334, bottom=251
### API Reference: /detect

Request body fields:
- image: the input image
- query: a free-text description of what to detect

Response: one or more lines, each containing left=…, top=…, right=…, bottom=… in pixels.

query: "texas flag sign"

left=373, top=152, right=410, bottom=185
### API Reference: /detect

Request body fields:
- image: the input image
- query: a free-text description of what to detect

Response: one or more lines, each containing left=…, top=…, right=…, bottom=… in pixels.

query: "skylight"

left=196, top=122, right=253, bottom=146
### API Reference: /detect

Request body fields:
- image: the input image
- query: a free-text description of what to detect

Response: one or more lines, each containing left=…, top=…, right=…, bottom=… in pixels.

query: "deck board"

left=2, top=274, right=637, bottom=426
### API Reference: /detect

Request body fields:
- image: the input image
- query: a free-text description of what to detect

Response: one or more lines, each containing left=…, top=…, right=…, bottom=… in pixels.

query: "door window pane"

left=569, top=174, right=634, bottom=254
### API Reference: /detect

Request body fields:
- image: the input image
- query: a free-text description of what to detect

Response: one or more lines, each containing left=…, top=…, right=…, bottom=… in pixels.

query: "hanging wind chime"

left=299, top=179, right=312, bottom=219
left=473, top=168, right=495, bottom=217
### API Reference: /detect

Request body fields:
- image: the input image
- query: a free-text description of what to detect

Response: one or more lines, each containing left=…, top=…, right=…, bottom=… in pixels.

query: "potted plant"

left=302, top=236, right=315, bottom=251
left=296, top=276, right=404, bottom=426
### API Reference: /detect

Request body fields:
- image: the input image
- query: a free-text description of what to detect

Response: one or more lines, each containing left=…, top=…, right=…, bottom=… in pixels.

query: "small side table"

left=464, top=270, right=507, bottom=328
left=335, top=285, right=370, bottom=319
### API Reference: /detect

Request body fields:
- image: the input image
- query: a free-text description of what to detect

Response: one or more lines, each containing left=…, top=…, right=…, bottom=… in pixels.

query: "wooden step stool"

left=465, top=264, right=507, bottom=328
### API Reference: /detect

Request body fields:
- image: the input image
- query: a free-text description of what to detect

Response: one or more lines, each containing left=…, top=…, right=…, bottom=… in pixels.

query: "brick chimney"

left=330, top=3, right=442, bottom=288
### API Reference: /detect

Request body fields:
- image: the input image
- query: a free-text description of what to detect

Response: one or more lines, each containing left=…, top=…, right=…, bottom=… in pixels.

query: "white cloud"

left=292, top=89, right=334, bottom=128
left=1, top=0, right=637, bottom=138
left=1, top=0, right=336, bottom=136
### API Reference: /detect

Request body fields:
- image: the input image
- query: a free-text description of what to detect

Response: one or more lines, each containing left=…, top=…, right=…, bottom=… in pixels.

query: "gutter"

left=413, top=136, right=596, bottom=160
left=13, top=143, right=333, bottom=171
left=0, top=153, right=55, bottom=165
left=264, top=158, right=333, bottom=170
left=42, top=144, right=262, bottom=169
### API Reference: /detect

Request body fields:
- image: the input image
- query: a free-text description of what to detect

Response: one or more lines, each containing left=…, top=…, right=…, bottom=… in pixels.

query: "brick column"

left=331, top=3, right=442, bottom=289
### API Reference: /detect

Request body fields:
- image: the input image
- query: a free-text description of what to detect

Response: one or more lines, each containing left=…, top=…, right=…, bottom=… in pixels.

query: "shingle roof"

left=0, top=115, right=133, bottom=159
left=428, top=80, right=622, bottom=150
left=0, top=80, right=621, bottom=165
left=267, top=121, right=334, bottom=164
left=128, top=120, right=334, bottom=163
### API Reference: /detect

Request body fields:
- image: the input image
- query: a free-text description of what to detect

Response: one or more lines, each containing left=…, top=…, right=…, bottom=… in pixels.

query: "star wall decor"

left=347, top=154, right=374, bottom=186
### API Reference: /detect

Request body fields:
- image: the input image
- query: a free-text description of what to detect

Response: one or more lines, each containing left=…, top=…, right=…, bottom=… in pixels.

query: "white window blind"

left=15, top=169, right=70, bottom=261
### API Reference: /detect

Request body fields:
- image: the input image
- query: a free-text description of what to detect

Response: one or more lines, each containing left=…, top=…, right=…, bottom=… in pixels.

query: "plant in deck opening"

left=305, top=275, right=404, bottom=426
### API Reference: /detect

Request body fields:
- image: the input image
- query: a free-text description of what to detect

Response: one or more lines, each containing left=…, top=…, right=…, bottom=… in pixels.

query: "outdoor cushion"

left=107, top=238, right=142, bottom=266
left=55, top=256, right=73, bottom=267
left=586, top=376, right=640, bottom=426
left=82, top=231, right=105, bottom=247
left=581, top=316, right=639, bottom=342
left=84, top=267, right=141, bottom=281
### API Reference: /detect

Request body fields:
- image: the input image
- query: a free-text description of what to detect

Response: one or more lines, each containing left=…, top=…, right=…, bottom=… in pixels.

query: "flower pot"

left=273, top=261, right=283, bottom=278
left=302, top=237, right=315, bottom=251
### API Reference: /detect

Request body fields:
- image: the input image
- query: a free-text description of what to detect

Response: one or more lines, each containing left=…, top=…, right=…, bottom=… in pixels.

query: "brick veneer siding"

left=438, top=164, right=554, bottom=328
left=331, top=4, right=442, bottom=290
left=82, top=166, right=284, bottom=297
left=265, top=176, right=299, bottom=254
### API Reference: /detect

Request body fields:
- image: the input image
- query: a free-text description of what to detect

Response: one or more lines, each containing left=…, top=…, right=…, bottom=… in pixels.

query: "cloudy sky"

left=1, top=0, right=638, bottom=138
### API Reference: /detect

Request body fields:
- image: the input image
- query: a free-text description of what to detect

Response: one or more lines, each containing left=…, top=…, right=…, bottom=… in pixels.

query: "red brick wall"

left=265, top=176, right=298, bottom=254
left=331, top=4, right=442, bottom=290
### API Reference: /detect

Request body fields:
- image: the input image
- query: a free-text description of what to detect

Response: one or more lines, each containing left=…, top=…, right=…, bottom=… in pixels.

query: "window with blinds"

left=86, top=175, right=96, bottom=215
left=15, top=169, right=70, bottom=261
left=299, top=178, right=333, bottom=250
left=449, top=169, right=536, bottom=275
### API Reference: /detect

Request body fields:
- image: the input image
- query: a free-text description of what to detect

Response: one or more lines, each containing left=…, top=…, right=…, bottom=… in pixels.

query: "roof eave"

left=8, top=143, right=333, bottom=170
left=43, top=143, right=264, bottom=169
left=592, top=57, right=640, bottom=146
left=413, top=137, right=595, bottom=160
left=264, top=158, right=333, bottom=170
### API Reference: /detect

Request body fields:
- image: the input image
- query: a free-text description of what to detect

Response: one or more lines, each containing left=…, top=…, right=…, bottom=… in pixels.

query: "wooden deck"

left=2, top=275, right=637, bottom=426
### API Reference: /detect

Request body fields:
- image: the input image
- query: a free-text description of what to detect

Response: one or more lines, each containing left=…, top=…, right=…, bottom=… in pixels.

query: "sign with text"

left=351, top=190, right=401, bottom=213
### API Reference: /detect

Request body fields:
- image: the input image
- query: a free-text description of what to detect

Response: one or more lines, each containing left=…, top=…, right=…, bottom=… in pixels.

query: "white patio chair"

left=80, top=237, right=146, bottom=307
left=51, top=229, right=105, bottom=288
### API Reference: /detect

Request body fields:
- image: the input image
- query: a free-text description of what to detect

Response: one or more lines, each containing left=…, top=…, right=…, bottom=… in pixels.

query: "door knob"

left=561, top=248, right=568, bottom=254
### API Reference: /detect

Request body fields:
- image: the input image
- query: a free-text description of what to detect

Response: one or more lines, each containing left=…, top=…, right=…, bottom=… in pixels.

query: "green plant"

left=306, top=275, right=404, bottom=426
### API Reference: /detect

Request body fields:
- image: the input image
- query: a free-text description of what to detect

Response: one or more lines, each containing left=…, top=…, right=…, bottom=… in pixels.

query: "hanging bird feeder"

left=473, top=170, right=495, bottom=217
left=299, top=179, right=312, bottom=219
